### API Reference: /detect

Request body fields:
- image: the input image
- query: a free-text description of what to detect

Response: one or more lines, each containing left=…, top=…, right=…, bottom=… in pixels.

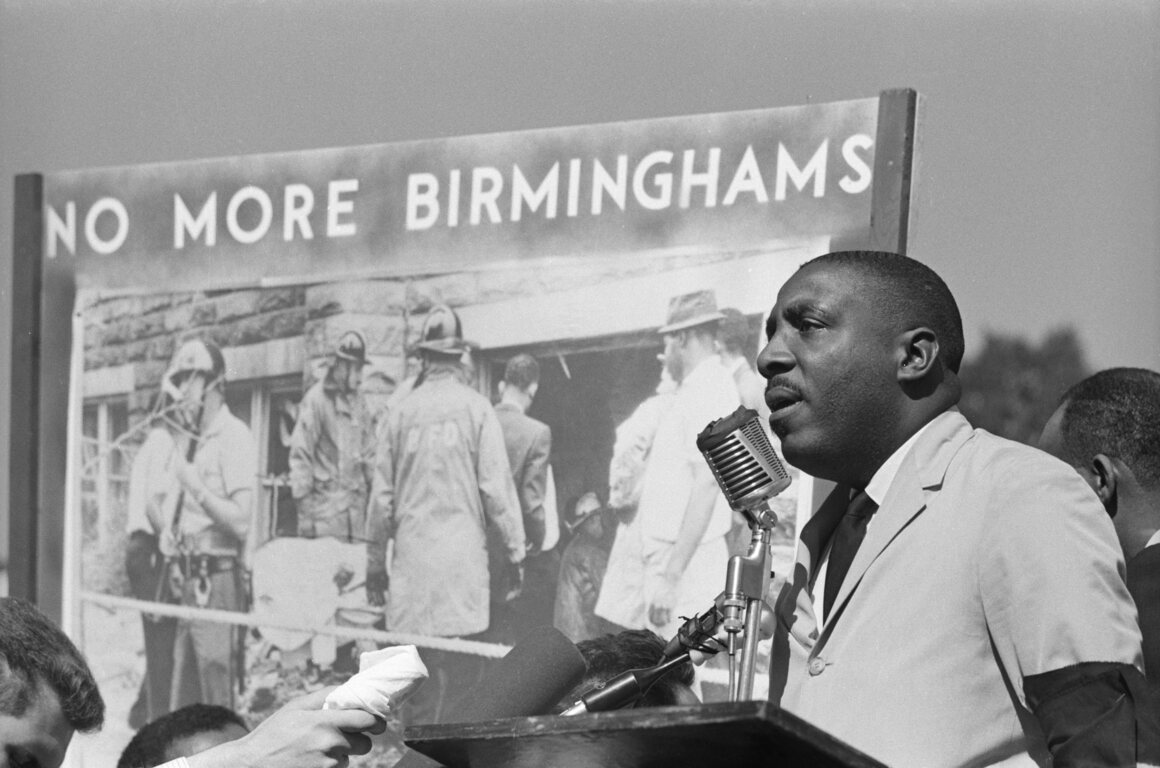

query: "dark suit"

left=493, top=403, right=554, bottom=640
left=1128, top=543, right=1160, bottom=683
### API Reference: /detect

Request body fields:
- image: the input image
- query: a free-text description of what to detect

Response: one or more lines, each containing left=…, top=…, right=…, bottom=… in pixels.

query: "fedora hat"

left=657, top=289, right=725, bottom=334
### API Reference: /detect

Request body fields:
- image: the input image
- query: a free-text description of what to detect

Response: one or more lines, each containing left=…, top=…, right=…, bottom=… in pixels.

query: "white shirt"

left=815, top=417, right=940, bottom=628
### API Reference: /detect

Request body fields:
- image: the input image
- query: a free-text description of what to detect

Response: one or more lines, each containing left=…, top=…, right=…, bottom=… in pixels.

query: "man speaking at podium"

left=760, top=251, right=1157, bottom=767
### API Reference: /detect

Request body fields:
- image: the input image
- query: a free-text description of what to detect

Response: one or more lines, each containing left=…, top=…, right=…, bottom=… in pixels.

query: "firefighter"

left=288, top=330, right=376, bottom=543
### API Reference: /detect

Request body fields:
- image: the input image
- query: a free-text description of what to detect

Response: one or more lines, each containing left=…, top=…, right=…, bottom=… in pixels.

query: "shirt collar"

left=1147, top=529, right=1160, bottom=549
left=863, top=415, right=944, bottom=505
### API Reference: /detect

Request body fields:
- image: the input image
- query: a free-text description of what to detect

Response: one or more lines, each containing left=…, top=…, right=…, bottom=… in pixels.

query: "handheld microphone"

left=560, top=653, right=692, bottom=716
left=696, top=406, right=790, bottom=515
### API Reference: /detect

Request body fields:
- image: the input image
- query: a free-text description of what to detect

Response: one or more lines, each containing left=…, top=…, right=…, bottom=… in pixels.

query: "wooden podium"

left=403, top=700, right=886, bottom=768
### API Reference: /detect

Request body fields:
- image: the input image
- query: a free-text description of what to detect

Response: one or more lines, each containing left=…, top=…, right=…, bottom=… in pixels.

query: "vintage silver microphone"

left=697, top=405, right=790, bottom=519
left=696, top=405, right=791, bottom=701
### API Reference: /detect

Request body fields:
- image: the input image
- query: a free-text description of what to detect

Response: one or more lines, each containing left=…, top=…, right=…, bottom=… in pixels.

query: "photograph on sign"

left=50, top=95, right=900, bottom=765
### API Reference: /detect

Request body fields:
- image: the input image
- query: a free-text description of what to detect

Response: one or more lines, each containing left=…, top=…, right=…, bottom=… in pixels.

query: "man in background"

left=118, top=704, right=248, bottom=768
left=125, top=395, right=186, bottom=727
left=597, top=290, right=738, bottom=637
left=289, top=330, right=375, bottom=543
left=493, top=353, right=553, bottom=641
left=367, top=305, right=525, bottom=723
left=0, top=597, right=104, bottom=768
left=162, top=338, right=256, bottom=710
left=1038, top=367, right=1160, bottom=681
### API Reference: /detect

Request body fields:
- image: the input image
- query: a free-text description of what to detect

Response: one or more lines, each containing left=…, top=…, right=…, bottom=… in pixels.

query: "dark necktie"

left=823, top=489, right=879, bottom=616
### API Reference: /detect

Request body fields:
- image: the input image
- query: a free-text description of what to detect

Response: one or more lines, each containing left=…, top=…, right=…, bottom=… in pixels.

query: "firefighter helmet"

left=167, top=338, right=225, bottom=384
left=161, top=338, right=225, bottom=404
left=334, top=330, right=368, bottom=365
left=415, top=305, right=471, bottom=356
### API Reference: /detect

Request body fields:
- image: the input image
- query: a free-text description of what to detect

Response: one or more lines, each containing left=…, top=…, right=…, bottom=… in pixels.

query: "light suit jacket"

left=768, top=410, right=1142, bottom=768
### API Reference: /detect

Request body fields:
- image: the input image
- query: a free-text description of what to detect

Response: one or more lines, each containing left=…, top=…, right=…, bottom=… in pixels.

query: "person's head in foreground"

left=554, top=629, right=698, bottom=713
left=1039, top=366, right=1160, bottom=559
left=0, top=597, right=104, bottom=768
left=117, top=704, right=248, bottom=768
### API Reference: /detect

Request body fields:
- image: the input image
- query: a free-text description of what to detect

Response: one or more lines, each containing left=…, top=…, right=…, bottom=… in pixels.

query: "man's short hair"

left=574, top=629, right=695, bottom=708
left=0, top=597, right=104, bottom=732
left=1057, top=367, right=1160, bottom=487
left=806, top=251, right=965, bottom=374
left=503, top=354, right=541, bottom=391
left=117, top=704, right=248, bottom=768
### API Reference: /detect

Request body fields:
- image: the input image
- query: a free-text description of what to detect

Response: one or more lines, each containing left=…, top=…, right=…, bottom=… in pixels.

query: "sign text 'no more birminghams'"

left=38, top=98, right=883, bottom=287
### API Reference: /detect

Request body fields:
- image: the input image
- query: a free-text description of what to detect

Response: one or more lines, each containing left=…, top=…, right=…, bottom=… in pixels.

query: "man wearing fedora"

left=596, top=290, right=740, bottom=637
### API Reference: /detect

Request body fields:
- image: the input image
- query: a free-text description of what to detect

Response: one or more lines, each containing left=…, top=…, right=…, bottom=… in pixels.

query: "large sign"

left=47, top=99, right=884, bottom=289
left=9, top=90, right=917, bottom=767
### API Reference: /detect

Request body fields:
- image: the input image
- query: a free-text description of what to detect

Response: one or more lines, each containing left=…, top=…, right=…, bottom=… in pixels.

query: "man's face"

left=661, top=332, right=685, bottom=383
left=334, top=359, right=363, bottom=394
left=756, top=263, right=901, bottom=480
left=173, top=371, right=208, bottom=427
left=0, top=683, right=73, bottom=768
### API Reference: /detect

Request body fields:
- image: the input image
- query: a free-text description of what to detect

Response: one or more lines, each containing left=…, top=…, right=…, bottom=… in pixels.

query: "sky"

left=1, top=0, right=1158, bottom=562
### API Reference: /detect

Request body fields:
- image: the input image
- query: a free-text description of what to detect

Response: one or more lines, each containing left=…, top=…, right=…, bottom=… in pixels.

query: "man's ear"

left=896, top=327, right=940, bottom=382
left=1091, top=453, right=1120, bottom=510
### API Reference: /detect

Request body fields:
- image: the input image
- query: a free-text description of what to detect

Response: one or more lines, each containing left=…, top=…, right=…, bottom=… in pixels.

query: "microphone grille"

left=698, top=407, right=791, bottom=512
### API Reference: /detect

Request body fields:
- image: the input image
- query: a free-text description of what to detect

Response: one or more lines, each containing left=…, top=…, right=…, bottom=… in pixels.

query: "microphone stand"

left=722, top=501, right=778, bottom=701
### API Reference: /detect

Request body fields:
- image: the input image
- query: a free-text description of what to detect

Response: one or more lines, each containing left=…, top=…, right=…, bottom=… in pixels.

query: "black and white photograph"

left=2, top=3, right=1159, bottom=768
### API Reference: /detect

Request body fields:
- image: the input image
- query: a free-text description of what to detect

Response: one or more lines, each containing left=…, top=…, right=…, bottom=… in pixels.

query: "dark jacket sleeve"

left=1024, top=661, right=1160, bottom=766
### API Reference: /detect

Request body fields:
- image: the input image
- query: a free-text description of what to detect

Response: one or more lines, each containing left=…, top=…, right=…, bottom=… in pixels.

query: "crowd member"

left=1038, top=367, right=1160, bottom=682
left=159, top=339, right=256, bottom=711
left=149, top=688, right=383, bottom=768
left=493, top=353, right=554, bottom=641
left=0, top=597, right=104, bottom=768
left=117, top=704, right=248, bottom=768
left=367, top=305, right=525, bottom=724
left=596, top=290, right=738, bottom=637
left=552, top=629, right=698, bottom=713
left=553, top=492, right=616, bottom=643
left=1, top=598, right=378, bottom=768
left=762, top=250, right=1155, bottom=766
left=125, top=407, right=184, bottom=726
left=289, top=330, right=376, bottom=543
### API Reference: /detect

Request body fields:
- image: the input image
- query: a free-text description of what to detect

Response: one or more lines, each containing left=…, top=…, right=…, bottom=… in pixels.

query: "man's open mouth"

left=765, top=386, right=802, bottom=414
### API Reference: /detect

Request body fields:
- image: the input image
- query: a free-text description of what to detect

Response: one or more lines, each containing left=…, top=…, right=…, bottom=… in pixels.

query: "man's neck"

left=500, top=389, right=530, bottom=413
left=1118, top=488, right=1160, bottom=559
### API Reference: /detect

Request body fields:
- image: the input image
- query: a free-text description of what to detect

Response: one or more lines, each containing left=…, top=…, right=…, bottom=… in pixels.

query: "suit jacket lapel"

left=820, top=411, right=975, bottom=639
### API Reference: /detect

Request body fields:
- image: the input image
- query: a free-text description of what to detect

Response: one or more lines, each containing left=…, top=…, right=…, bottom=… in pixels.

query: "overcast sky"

left=1, top=0, right=1158, bottom=559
